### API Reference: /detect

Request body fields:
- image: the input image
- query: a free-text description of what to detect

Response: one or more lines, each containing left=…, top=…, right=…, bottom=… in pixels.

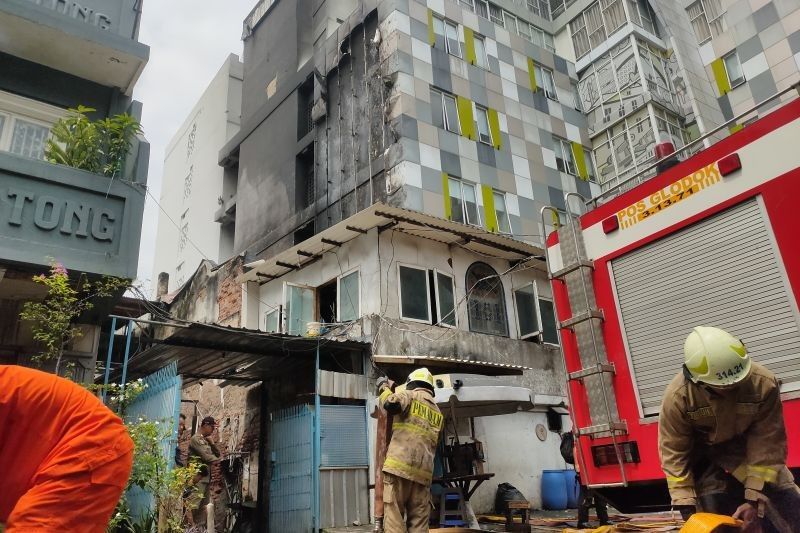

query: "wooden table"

left=432, top=472, right=495, bottom=501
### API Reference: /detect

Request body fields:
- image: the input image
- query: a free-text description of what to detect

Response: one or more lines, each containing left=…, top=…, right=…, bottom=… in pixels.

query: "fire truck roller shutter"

left=611, top=197, right=800, bottom=416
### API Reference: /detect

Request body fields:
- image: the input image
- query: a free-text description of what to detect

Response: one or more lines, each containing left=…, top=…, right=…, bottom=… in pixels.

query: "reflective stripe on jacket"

left=658, top=362, right=787, bottom=506
left=380, top=387, right=443, bottom=485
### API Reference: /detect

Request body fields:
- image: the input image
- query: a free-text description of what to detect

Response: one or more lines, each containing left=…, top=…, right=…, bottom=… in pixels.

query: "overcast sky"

left=133, top=1, right=255, bottom=294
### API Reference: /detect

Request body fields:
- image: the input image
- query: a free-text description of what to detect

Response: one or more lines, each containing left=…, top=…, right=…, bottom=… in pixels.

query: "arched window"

left=465, top=262, right=508, bottom=336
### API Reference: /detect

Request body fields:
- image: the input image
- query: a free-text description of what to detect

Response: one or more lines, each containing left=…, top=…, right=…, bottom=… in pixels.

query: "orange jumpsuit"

left=0, top=365, right=134, bottom=532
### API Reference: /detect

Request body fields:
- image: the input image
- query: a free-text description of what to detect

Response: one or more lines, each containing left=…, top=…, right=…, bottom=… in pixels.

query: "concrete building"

left=151, top=54, right=243, bottom=294
left=0, top=0, right=149, bottom=381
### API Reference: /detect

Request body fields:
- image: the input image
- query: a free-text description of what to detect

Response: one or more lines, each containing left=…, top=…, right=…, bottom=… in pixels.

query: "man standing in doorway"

left=659, top=326, right=800, bottom=531
left=189, top=416, right=222, bottom=525
left=378, top=368, right=443, bottom=533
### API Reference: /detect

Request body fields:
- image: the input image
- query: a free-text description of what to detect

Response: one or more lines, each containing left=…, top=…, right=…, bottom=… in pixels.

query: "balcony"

left=0, top=142, right=147, bottom=278
left=0, top=0, right=149, bottom=95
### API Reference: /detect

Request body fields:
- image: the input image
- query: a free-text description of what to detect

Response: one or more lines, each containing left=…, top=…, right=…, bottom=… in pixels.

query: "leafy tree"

left=20, top=262, right=129, bottom=375
left=45, top=105, right=143, bottom=178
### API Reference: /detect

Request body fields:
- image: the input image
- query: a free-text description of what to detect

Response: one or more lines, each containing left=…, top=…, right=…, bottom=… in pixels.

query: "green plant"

left=20, top=262, right=129, bottom=374
left=45, top=105, right=143, bottom=178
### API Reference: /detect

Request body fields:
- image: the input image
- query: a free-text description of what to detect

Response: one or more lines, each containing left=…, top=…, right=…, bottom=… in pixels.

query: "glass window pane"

left=514, top=284, right=539, bottom=337
left=466, top=262, right=508, bottom=336
left=433, top=16, right=445, bottom=37
left=601, top=0, right=626, bottom=33
left=436, top=272, right=456, bottom=327
left=504, top=12, right=518, bottom=34
left=553, top=138, right=566, bottom=172
left=448, top=177, right=465, bottom=223
left=463, top=183, right=480, bottom=225
left=490, top=4, right=504, bottom=26
left=724, top=53, right=744, bottom=86
left=539, top=299, right=559, bottom=344
left=476, top=107, right=491, bottom=144
left=474, top=36, right=487, bottom=68
left=544, top=69, right=557, bottom=99
left=584, top=148, right=597, bottom=181
left=0, top=115, right=5, bottom=139
left=476, top=0, right=489, bottom=19
left=399, top=266, right=430, bottom=321
left=494, top=192, right=511, bottom=233
left=443, top=94, right=459, bottom=133
left=339, top=271, right=359, bottom=321
left=11, top=119, right=48, bottom=159
left=518, top=22, right=532, bottom=41
left=265, top=311, right=278, bottom=333
left=431, top=89, right=445, bottom=129
left=446, top=21, right=461, bottom=57
left=286, top=285, right=314, bottom=335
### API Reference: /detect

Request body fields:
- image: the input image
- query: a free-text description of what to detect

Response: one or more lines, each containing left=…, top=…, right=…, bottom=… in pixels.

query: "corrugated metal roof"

left=111, top=323, right=368, bottom=386
left=240, top=203, right=546, bottom=283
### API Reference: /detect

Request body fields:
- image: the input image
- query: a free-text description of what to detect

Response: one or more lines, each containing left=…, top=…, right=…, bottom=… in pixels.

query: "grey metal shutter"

left=611, top=198, right=800, bottom=416
left=320, top=405, right=368, bottom=467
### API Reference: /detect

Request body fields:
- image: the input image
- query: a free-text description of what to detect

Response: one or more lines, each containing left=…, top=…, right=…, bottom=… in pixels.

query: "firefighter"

left=378, top=368, right=444, bottom=533
left=0, top=365, right=134, bottom=532
left=659, top=326, right=800, bottom=531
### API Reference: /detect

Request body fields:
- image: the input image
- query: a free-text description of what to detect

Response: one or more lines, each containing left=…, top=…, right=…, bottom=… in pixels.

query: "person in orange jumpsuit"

left=0, top=365, right=134, bottom=532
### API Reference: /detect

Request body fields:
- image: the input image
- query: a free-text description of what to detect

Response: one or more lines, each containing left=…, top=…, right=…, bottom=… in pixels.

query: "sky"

left=133, top=1, right=256, bottom=294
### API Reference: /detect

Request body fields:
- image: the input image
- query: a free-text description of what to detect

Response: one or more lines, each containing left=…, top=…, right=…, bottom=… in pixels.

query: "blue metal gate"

left=124, top=362, right=183, bottom=520
left=269, top=404, right=314, bottom=532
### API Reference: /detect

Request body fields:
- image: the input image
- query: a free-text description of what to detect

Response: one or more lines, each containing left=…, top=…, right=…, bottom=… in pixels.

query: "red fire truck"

left=545, top=88, right=800, bottom=511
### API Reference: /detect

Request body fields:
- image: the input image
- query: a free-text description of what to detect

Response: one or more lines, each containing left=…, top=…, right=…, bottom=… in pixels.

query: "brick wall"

left=216, top=259, right=243, bottom=327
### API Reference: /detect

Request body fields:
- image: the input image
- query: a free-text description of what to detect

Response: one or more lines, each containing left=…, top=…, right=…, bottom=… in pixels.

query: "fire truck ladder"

left=542, top=193, right=628, bottom=487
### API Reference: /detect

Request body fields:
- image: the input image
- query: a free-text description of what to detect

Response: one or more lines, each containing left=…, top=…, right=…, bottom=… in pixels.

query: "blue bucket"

left=541, top=470, right=568, bottom=510
left=563, top=469, right=579, bottom=508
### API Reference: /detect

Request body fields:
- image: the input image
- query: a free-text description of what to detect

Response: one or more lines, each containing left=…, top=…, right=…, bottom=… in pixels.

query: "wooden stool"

left=505, top=500, right=531, bottom=532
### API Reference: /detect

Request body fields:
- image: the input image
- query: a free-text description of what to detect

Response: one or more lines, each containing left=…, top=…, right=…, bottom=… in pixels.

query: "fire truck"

left=544, top=86, right=800, bottom=511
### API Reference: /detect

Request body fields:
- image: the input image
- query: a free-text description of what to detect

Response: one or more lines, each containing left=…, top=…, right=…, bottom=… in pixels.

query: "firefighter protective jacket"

left=659, top=362, right=788, bottom=505
left=380, top=387, right=444, bottom=485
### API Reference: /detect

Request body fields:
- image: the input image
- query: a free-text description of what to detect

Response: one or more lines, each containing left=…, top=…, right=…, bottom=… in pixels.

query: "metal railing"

left=591, top=81, right=800, bottom=207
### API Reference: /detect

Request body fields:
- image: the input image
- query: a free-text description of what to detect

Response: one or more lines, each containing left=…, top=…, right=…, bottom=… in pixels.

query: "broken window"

left=466, top=262, right=508, bottom=336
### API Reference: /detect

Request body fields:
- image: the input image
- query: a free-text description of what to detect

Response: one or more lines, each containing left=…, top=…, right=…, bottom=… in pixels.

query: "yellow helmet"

left=684, top=326, right=751, bottom=386
left=406, top=367, right=435, bottom=392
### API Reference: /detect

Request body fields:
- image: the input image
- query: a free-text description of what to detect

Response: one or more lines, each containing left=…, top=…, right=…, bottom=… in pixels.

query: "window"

left=431, top=88, right=460, bottom=134
left=514, top=284, right=538, bottom=339
left=687, top=0, right=725, bottom=45
left=285, top=284, right=314, bottom=335
left=459, top=0, right=475, bottom=11
left=628, top=0, right=656, bottom=34
left=538, top=298, right=559, bottom=344
left=570, top=0, right=633, bottom=57
left=553, top=137, right=577, bottom=175
left=570, top=13, right=590, bottom=58
left=528, top=0, right=551, bottom=20
left=489, top=3, right=504, bottom=26
left=475, top=0, right=489, bottom=19
left=535, top=65, right=558, bottom=100
left=398, top=265, right=457, bottom=326
left=723, top=51, right=745, bottom=88
left=474, top=35, right=488, bottom=68
left=571, top=83, right=582, bottom=111
left=445, top=20, right=461, bottom=57
left=475, top=105, right=492, bottom=145
left=338, top=270, right=360, bottom=322
left=466, top=262, right=508, bottom=336
left=10, top=119, right=49, bottom=159
left=584, top=148, right=597, bottom=182
left=435, top=271, right=457, bottom=327
left=518, top=20, right=532, bottom=42
left=398, top=265, right=430, bottom=322
left=265, top=310, right=279, bottom=333
left=448, top=177, right=480, bottom=225
left=600, top=0, right=625, bottom=34
left=493, top=191, right=511, bottom=234
left=503, top=12, right=518, bottom=34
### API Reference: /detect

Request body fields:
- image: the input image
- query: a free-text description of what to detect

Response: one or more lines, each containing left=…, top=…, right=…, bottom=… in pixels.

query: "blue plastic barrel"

left=541, top=470, right=568, bottom=510
left=563, top=469, right=579, bottom=508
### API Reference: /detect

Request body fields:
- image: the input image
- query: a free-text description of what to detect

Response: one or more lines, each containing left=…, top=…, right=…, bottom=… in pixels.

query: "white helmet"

left=684, top=326, right=751, bottom=386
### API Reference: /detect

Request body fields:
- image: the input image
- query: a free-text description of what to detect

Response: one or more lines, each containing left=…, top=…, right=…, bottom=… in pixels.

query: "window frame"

left=432, top=88, right=461, bottom=135
left=264, top=309, right=280, bottom=333
left=444, top=19, right=462, bottom=58
left=448, top=177, right=482, bottom=227
left=535, top=65, right=558, bottom=101
left=584, top=148, right=598, bottom=182
left=687, top=0, right=725, bottom=45
left=513, top=282, right=541, bottom=340
left=283, top=282, right=316, bottom=335
left=723, top=51, right=745, bottom=89
left=537, top=295, right=560, bottom=345
left=553, top=137, right=578, bottom=176
left=337, top=268, right=361, bottom=322
left=465, top=261, right=509, bottom=337
left=492, top=190, right=512, bottom=234
left=434, top=269, right=458, bottom=328
left=473, top=33, right=488, bottom=69
left=474, top=104, right=493, bottom=145
left=397, top=263, right=433, bottom=324
left=0, top=91, right=63, bottom=158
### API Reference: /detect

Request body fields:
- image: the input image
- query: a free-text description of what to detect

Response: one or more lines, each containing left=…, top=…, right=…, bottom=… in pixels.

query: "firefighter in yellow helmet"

left=659, top=326, right=800, bottom=531
left=377, top=368, right=443, bottom=532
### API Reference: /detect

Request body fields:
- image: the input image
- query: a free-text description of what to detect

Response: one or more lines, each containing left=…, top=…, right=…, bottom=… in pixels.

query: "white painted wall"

left=255, top=228, right=552, bottom=339
left=151, top=54, right=243, bottom=295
